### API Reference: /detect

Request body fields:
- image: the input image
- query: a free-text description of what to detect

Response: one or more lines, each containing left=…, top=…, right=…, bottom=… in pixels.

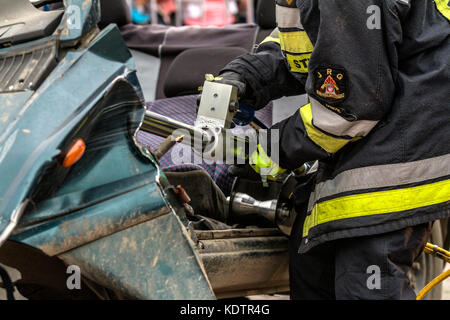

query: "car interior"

left=97, top=0, right=304, bottom=191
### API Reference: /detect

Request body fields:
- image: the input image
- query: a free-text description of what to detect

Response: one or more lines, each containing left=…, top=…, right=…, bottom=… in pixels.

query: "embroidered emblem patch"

left=276, top=0, right=297, bottom=8
left=314, top=67, right=347, bottom=103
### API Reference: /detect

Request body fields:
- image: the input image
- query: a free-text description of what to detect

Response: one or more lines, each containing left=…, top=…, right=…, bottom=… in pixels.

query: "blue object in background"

left=131, top=7, right=151, bottom=24
left=233, top=103, right=255, bottom=126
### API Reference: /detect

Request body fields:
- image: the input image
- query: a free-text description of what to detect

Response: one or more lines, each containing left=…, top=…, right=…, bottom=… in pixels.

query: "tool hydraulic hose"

left=416, top=242, right=450, bottom=300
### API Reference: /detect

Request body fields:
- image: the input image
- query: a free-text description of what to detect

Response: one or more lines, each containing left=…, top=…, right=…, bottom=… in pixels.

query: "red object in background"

left=184, top=0, right=235, bottom=27
left=158, top=0, right=177, bottom=16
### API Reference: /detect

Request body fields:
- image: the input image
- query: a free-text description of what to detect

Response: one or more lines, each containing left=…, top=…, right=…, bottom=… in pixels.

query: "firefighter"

left=213, top=0, right=450, bottom=299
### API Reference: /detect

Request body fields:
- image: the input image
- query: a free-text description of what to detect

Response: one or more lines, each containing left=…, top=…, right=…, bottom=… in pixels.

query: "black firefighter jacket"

left=221, top=0, right=450, bottom=253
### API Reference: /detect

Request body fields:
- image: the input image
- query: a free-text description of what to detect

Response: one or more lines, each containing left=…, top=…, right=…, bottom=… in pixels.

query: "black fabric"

left=222, top=40, right=306, bottom=109
left=289, top=208, right=433, bottom=300
left=331, top=0, right=450, bottom=176
left=301, top=1, right=398, bottom=121
left=256, top=0, right=276, bottom=29
left=164, top=47, right=247, bottom=97
left=271, top=109, right=329, bottom=170
left=98, top=0, right=131, bottom=29
left=227, top=0, right=399, bottom=120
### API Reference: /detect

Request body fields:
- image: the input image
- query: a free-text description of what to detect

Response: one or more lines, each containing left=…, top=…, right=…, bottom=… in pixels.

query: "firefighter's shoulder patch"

left=276, top=0, right=298, bottom=8
left=313, top=66, right=347, bottom=104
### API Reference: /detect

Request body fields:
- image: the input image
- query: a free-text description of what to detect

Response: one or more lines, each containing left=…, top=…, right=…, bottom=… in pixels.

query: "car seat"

left=97, top=0, right=133, bottom=29
left=254, top=0, right=276, bottom=44
left=163, top=47, right=247, bottom=97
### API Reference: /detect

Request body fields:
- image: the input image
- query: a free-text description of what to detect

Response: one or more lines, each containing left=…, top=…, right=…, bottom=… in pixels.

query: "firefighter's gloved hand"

left=205, top=72, right=246, bottom=98
left=228, top=164, right=262, bottom=181
left=249, top=145, right=287, bottom=182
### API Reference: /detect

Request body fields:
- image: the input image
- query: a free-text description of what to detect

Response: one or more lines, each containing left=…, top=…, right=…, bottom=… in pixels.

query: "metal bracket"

left=195, top=81, right=238, bottom=130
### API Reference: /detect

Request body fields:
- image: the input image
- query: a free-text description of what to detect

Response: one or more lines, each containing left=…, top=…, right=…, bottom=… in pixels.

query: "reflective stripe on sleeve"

left=299, top=103, right=355, bottom=153
left=276, top=4, right=303, bottom=29
left=259, top=28, right=280, bottom=45
left=275, top=3, right=314, bottom=73
left=310, top=97, right=379, bottom=138
left=286, top=53, right=311, bottom=73
left=260, top=36, right=281, bottom=45
left=279, top=31, right=314, bottom=54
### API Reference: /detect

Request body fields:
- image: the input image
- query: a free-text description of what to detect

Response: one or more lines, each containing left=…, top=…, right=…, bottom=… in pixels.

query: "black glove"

left=216, top=72, right=267, bottom=111
left=214, top=71, right=247, bottom=98
left=227, top=164, right=261, bottom=181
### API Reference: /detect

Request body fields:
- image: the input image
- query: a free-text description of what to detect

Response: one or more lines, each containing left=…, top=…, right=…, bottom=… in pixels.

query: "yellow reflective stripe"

left=435, top=0, right=450, bottom=20
left=260, top=36, right=281, bottom=45
left=279, top=30, right=314, bottom=54
left=299, top=104, right=351, bottom=153
left=286, top=53, right=311, bottom=73
left=303, top=179, right=450, bottom=237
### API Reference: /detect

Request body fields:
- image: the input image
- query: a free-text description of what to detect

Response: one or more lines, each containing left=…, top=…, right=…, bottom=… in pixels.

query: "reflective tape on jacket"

left=279, top=31, right=314, bottom=53
left=310, top=97, right=378, bottom=138
left=275, top=3, right=314, bottom=74
left=279, top=30, right=313, bottom=73
left=286, top=53, right=310, bottom=73
left=276, top=1, right=302, bottom=27
left=303, top=177, right=450, bottom=238
left=307, top=153, right=450, bottom=212
left=435, top=0, right=450, bottom=20
left=260, top=28, right=281, bottom=45
left=299, top=103, right=357, bottom=153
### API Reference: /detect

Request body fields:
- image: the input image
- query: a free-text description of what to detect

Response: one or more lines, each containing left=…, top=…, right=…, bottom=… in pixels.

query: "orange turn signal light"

left=62, top=138, right=86, bottom=168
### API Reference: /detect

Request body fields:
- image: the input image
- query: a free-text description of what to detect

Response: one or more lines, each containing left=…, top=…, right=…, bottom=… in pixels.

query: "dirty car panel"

left=0, top=3, right=215, bottom=299
left=0, top=0, right=291, bottom=300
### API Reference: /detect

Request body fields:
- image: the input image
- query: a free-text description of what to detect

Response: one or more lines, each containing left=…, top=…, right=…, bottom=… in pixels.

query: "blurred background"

left=40, top=0, right=260, bottom=27
left=125, top=0, right=259, bottom=27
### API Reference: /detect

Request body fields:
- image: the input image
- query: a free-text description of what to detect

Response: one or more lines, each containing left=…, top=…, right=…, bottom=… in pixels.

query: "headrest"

left=256, top=0, right=276, bottom=29
left=163, top=47, right=248, bottom=98
left=98, top=0, right=132, bottom=29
